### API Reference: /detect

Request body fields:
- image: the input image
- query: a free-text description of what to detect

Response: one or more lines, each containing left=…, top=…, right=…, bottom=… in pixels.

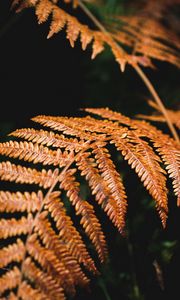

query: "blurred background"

left=0, top=1, right=180, bottom=299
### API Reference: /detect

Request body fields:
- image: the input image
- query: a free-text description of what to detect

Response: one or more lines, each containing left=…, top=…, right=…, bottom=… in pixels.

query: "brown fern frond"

left=111, top=132, right=168, bottom=226
left=84, top=108, right=179, bottom=225
left=132, top=121, right=180, bottom=206
left=22, top=258, right=65, bottom=300
left=0, top=190, right=42, bottom=212
left=0, top=239, right=25, bottom=268
left=11, top=0, right=180, bottom=70
left=0, top=161, right=59, bottom=188
left=34, top=211, right=90, bottom=287
left=0, top=140, right=71, bottom=167
left=10, top=128, right=85, bottom=151
left=92, top=142, right=127, bottom=227
left=0, top=108, right=179, bottom=299
left=59, top=168, right=108, bottom=262
left=32, top=115, right=100, bottom=140
left=44, top=192, right=97, bottom=273
left=0, top=214, right=33, bottom=239
left=26, top=233, right=76, bottom=296
left=0, top=267, right=21, bottom=295
left=76, top=152, right=127, bottom=233
left=18, top=281, right=47, bottom=300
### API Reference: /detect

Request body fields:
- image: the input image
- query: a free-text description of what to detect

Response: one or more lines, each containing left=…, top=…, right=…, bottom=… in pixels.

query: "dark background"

left=0, top=1, right=180, bottom=300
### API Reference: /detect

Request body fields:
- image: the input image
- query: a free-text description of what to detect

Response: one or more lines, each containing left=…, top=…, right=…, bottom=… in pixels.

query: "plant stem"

left=78, top=0, right=179, bottom=143
left=134, top=64, right=180, bottom=143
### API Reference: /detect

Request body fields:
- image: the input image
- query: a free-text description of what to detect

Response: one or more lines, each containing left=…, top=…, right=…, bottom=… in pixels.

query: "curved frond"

left=0, top=107, right=179, bottom=298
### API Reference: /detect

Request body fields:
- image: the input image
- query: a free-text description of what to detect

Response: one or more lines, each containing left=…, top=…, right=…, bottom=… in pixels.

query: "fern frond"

left=26, top=233, right=76, bottom=295
left=76, top=152, right=127, bottom=233
left=59, top=168, right=108, bottom=262
left=22, top=257, right=65, bottom=300
left=0, top=239, right=25, bottom=268
left=18, top=281, right=47, bottom=300
left=0, top=140, right=71, bottom=167
left=0, top=267, right=21, bottom=295
left=10, top=128, right=85, bottom=151
left=0, top=190, right=42, bottom=212
left=111, top=132, right=168, bottom=226
left=0, top=161, right=59, bottom=188
left=11, top=0, right=180, bottom=70
left=0, top=214, right=33, bottom=239
left=44, top=192, right=97, bottom=273
left=92, top=143, right=127, bottom=227
left=34, top=211, right=90, bottom=287
left=0, top=108, right=179, bottom=298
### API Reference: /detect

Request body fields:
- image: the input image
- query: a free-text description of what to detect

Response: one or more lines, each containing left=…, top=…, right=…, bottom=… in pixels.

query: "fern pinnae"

left=111, top=132, right=168, bottom=226
left=0, top=140, right=70, bottom=167
left=0, top=214, right=33, bottom=239
left=76, top=152, right=127, bottom=233
left=26, top=233, right=76, bottom=296
left=0, top=190, right=42, bottom=213
left=59, top=168, right=108, bottom=263
left=44, top=192, right=98, bottom=273
left=0, top=161, right=59, bottom=188
left=92, top=142, right=127, bottom=226
left=17, top=281, right=47, bottom=300
left=22, top=257, right=65, bottom=300
left=34, top=211, right=90, bottom=287
left=0, top=239, right=25, bottom=269
left=10, top=128, right=85, bottom=151
left=0, top=267, right=21, bottom=295
left=132, top=120, right=180, bottom=206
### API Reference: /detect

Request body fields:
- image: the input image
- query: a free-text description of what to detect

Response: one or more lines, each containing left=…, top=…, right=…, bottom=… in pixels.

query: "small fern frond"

left=26, top=233, right=76, bottom=296
left=44, top=192, right=98, bottom=273
left=22, top=257, right=66, bottom=300
left=59, top=168, right=108, bottom=262
left=76, top=151, right=127, bottom=233
left=0, top=214, right=33, bottom=239
left=33, top=212, right=90, bottom=287
left=10, top=128, right=85, bottom=151
left=0, top=239, right=25, bottom=269
left=17, top=281, right=47, bottom=300
left=0, top=161, right=59, bottom=188
left=0, top=267, right=21, bottom=295
left=0, top=190, right=42, bottom=212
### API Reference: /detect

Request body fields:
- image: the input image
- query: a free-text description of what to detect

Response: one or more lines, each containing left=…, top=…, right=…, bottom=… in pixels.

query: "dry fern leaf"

left=11, top=0, right=180, bottom=70
left=109, top=0, right=180, bottom=68
left=0, top=107, right=180, bottom=299
left=11, top=0, right=137, bottom=72
left=84, top=107, right=180, bottom=208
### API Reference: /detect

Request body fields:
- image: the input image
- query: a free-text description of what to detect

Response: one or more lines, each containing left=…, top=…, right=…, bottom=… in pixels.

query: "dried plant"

left=0, top=108, right=179, bottom=299
left=0, top=0, right=180, bottom=299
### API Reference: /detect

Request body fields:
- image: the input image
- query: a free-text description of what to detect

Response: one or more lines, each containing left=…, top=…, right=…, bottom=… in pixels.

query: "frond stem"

left=78, top=0, right=179, bottom=143
left=134, top=64, right=180, bottom=143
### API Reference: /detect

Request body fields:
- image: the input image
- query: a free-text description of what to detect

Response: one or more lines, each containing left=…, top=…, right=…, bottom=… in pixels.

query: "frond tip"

left=0, top=107, right=179, bottom=299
